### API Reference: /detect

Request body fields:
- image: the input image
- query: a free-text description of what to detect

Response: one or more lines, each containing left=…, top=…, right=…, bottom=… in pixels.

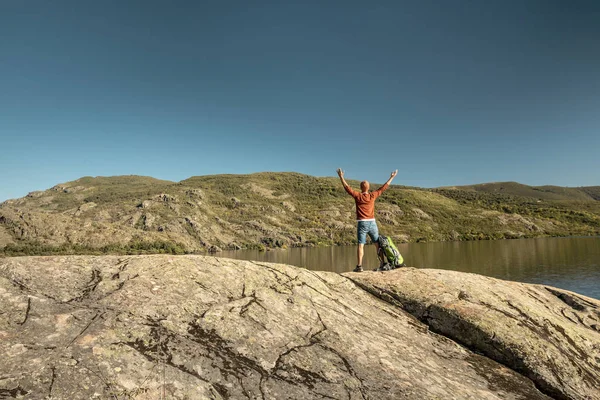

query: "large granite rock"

left=346, top=268, right=600, bottom=400
left=0, top=256, right=553, bottom=399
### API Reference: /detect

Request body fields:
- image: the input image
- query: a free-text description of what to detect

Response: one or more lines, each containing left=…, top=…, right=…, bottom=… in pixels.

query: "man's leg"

left=354, top=222, right=367, bottom=272
left=370, top=221, right=381, bottom=267
left=357, top=244, right=364, bottom=267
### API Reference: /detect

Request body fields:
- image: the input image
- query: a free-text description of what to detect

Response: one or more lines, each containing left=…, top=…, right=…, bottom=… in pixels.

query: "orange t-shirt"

left=343, top=183, right=389, bottom=220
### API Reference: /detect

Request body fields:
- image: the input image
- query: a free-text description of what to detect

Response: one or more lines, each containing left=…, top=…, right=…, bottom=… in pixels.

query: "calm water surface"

left=217, top=237, right=600, bottom=300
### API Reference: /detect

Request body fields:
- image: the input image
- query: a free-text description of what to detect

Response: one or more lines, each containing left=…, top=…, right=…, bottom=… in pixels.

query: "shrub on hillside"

left=0, top=240, right=188, bottom=256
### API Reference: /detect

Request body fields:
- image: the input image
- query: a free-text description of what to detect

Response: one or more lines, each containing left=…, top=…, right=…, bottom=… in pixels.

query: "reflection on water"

left=217, top=237, right=600, bottom=300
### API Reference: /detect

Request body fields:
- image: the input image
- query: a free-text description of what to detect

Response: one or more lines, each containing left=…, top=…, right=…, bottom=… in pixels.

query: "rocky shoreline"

left=1, top=255, right=599, bottom=399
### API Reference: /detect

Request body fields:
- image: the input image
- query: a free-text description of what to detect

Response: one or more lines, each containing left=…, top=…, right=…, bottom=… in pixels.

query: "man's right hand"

left=390, top=170, right=398, bottom=178
left=337, top=168, right=344, bottom=178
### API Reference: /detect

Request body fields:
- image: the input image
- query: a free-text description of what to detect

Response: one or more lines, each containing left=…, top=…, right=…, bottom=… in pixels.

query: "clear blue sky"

left=1, top=0, right=599, bottom=201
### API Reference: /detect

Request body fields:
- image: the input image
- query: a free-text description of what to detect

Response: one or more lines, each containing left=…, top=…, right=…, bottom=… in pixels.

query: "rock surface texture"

left=347, top=268, right=600, bottom=400
left=0, top=256, right=593, bottom=399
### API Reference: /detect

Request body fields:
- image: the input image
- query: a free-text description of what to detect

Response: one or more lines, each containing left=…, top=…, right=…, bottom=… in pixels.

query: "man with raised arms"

left=337, top=168, right=398, bottom=272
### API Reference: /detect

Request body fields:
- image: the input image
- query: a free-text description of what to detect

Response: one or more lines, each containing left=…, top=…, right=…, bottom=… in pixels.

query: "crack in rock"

left=67, top=311, right=105, bottom=348
left=0, top=386, right=29, bottom=398
left=347, top=277, right=597, bottom=400
left=18, top=297, right=31, bottom=326
left=67, top=269, right=102, bottom=303
left=47, top=365, right=56, bottom=398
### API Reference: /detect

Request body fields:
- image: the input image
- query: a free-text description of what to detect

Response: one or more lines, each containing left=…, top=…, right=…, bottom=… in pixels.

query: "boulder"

left=64, top=186, right=86, bottom=194
left=142, top=213, right=157, bottom=230
left=281, top=201, right=296, bottom=212
left=207, top=245, right=222, bottom=253
left=0, top=256, right=553, bottom=399
left=346, top=268, right=600, bottom=400
left=74, top=202, right=97, bottom=217
left=411, top=208, right=432, bottom=220
left=185, top=189, right=204, bottom=199
left=138, top=200, right=153, bottom=209
left=154, top=194, right=177, bottom=203
left=26, top=191, right=45, bottom=199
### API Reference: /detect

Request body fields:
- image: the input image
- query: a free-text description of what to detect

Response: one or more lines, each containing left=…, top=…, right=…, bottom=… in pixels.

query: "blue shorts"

left=357, top=220, right=379, bottom=245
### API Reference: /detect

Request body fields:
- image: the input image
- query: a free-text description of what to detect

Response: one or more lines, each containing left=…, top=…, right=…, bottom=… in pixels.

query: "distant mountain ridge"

left=440, top=181, right=600, bottom=201
left=1, top=173, right=599, bottom=255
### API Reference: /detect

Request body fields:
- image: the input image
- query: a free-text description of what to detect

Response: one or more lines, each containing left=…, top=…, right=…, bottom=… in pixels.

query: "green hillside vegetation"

left=1, top=173, right=599, bottom=256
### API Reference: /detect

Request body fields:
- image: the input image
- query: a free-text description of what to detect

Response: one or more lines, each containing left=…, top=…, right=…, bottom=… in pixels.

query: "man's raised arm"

left=373, top=170, right=398, bottom=196
left=337, top=168, right=357, bottom=197
left=385, top=169, right=398, bottom=186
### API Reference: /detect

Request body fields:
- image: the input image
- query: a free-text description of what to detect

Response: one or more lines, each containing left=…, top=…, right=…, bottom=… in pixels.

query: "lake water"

left=216, top=237, right=600, bottom=300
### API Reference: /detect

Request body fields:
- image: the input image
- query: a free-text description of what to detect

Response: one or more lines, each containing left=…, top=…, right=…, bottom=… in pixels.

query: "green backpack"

left=377, top=235, right=404, bottom=270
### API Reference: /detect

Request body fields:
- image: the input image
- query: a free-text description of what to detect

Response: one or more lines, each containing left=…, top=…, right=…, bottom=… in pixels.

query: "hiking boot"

left=353, top=265, right=363, bottom=272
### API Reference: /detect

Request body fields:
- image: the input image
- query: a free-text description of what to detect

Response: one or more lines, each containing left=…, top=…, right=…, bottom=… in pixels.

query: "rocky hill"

left=1, top=255, right=599, bottom=399
left=1, top=173, right=599, bottom=255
